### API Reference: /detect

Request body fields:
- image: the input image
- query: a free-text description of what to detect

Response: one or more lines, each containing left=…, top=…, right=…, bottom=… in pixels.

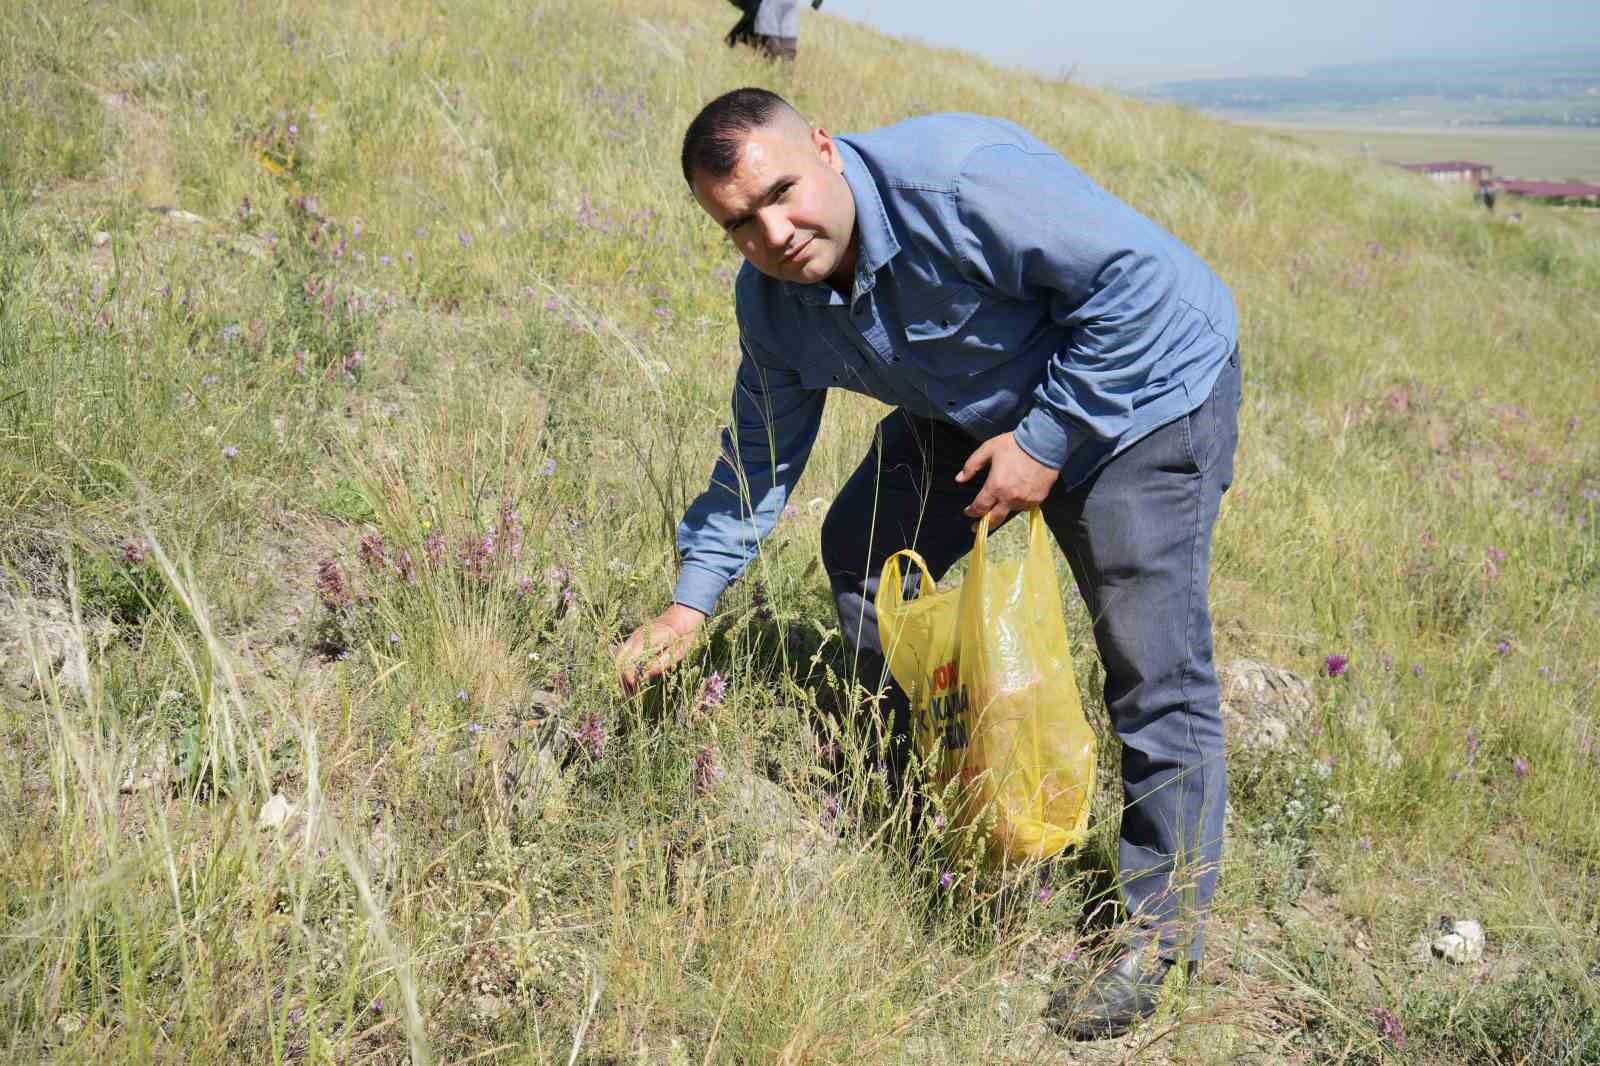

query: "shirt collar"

left=790, top=138, right=900, bottom=306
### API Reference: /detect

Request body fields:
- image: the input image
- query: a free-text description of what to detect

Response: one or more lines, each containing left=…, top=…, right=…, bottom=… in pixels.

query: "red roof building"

left=1394, top=160, right=1494, bottom=185
left=1487, top=179, right=1600, bottom=201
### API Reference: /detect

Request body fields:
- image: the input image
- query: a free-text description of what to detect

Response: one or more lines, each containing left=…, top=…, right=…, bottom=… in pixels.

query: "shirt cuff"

left=1013, top=404, right=1083, bottom=470
left=672, top=563, right=729, bottom=617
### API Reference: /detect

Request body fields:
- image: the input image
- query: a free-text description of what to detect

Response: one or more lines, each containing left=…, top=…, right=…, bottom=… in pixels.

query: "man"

left=615, top=87, right=1241, bottom=1039
left=725, top=0, right=822, bottom=62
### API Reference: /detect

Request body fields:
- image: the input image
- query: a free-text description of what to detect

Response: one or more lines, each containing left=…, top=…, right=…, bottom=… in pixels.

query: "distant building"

left=1392, top=160, right=1494, bottom=185
left=1486, top=179, right=1600, bottom=205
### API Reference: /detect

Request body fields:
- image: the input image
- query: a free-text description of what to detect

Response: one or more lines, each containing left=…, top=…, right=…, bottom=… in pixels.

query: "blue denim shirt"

left=673, top=113, right=1237, bottom=614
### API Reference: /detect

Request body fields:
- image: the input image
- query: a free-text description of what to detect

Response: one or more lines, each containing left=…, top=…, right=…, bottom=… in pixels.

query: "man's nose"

left=759, top=210, right=793, bottom=251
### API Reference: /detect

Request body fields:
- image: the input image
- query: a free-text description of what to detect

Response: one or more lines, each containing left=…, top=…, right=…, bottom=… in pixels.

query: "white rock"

left=165, top=209, right=205, bottom=225
left=257, top=792, right=294, bottom=831
left=1431, top=919, right=1485, bottom=964
left=91, top=231, right=111, bottom=247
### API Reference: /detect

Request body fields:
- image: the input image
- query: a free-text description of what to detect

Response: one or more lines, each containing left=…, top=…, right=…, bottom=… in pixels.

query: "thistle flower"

left=314, top=559, right=351, bottom=609
left=938, top=871, right=955, bottom=891
left=1323, top=653, right=1348, bottom=678
left=1372, top=1007, right=1405, bottom=1048
left=575, top=714, right=606, bottom=758
left=692, top=746, right=724, bottom=794
left=121, top=539, right=148, bottom=565
left=700, top=672, right=726, bottom=708
left=357, top=531, right=388, bottom=571
left=1496, top=639, right=1512, bottom=655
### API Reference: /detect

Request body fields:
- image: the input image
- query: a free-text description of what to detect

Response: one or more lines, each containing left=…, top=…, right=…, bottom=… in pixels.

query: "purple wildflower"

left=395, top=549, right=416, bottom=584
left=1324, top=653, right=1349, bottom=678
left=222, top=445, right=239, bottom=460
left=201, top=373, right=219, bottom=387
left=424, top=531, right=444, bottom=568
left=539, top=457, right=557, bottom=476
left=1496, top=640, right=1512, bottom=656
left=938, top=871, right=955, bottom=891
left=495, top=500, right=523, bottom=560
left=1036, top=886, right=1054, bottom=903
left=692, top=746, right=724, bottom=794
left=357, top=531, right=388, bottom=571
left=314, top=559, right=351, bottom=609
left=1412, top=664, right=1424, bottom=677
left=701, top=672, right=727, bottom=708
left=543, top=296, right=560, bottom=312
left=1513, top=756, right=1529, bottom=779
left=456, top=689, right=469, bottom=702
left=1486, top=545, right=1508, bottom=562
left=1467, top=727, right=1480, bottom=761
left=1380, top=653, right=1394, bottom=672
left=458, top=230, right=473, bottom=248
left=220, top=324, right=242, bottom=343
left=1357, top=836, right=1371, bottom=851
left=403, top=249, right=414, bottom=263
left=378, top=255, right=392, bottom=266
left=575, top=714, right=606, bottom=758
left=459, top=534, right=494, bottom=580
left=516, top=575, right=534, bottom=598
left=466, top=722, right=483, bottom=734
left=387, top=632, right=400, bottom=646
left=121, top=539, right=148, bottom=565
left=1372, top=1007, right=1405, bottom=1049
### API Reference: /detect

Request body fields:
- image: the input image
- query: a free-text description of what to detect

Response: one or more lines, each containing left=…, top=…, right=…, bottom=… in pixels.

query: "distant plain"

left=1227, top=120, right=1600, bottom=183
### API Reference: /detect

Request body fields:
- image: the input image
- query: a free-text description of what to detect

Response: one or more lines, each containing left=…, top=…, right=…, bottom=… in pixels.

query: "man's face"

left=691, top=121, right=858, bottom=289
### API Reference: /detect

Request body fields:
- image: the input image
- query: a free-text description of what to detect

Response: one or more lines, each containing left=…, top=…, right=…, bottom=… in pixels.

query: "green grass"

left=1, top=1, right=1597, bottom=1062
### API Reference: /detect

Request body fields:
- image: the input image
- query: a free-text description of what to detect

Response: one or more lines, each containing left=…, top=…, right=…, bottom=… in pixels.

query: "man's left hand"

left=956, top=432, right=1060, bottom=526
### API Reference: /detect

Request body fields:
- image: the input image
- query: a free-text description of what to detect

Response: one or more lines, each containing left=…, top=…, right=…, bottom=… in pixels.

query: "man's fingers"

left=954, top=440, right=994, bottom=484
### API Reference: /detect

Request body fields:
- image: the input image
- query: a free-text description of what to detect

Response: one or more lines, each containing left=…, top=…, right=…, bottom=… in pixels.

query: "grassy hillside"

left=2, top=1, right=1597, bottom=1062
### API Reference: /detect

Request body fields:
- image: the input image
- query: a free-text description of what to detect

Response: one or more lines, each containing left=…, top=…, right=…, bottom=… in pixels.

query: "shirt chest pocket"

left=901, top=285, right=1010, bottom=374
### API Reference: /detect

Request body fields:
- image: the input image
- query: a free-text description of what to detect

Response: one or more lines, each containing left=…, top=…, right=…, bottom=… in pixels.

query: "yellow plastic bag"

left=876, top=510, right=1096, bottom=866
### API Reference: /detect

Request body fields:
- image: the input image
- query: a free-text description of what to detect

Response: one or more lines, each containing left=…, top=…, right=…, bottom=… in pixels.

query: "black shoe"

left=1046, top=945, right=1185, bottom=1040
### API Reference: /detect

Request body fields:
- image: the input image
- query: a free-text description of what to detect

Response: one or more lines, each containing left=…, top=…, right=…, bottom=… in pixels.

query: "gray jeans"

left=820, top=350, right=1241, bottom=960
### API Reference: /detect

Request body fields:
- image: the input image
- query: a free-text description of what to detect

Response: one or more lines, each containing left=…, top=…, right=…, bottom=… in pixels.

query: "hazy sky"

left=821, top=0, right=1600, bottom=86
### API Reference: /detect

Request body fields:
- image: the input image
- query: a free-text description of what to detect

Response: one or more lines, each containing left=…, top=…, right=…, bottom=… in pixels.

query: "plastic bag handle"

left=879, top=548, right=934, bottom=612
left=969, top=508, right=1048, bottom=570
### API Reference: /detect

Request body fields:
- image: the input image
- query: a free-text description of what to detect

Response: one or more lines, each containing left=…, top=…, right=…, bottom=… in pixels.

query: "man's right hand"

left=615, top=603, right=707, bottom=695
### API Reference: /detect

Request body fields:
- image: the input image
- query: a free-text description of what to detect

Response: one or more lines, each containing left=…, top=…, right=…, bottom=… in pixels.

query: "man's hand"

left=615, top=603, right=707, bottom=695
left=956, top=431, right=1060, bottom=526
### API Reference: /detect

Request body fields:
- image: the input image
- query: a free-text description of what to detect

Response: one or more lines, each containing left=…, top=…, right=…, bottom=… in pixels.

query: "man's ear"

left=812, top=127, right=844, bottom=174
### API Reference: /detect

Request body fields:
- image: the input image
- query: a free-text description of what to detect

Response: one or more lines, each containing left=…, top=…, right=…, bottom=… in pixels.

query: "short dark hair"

left=680, top=87, right=796, bottom=186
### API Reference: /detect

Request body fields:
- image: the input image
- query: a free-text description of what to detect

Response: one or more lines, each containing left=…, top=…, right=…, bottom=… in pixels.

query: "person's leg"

left=1043, top=350, right=1241, bottom=965
left=760, top=35, right=798, bottom=60
left=820, top=410, right=981, bottom=778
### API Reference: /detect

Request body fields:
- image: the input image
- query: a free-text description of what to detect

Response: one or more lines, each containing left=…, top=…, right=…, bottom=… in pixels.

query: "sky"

left=819, top=0, right=1600, bottom=87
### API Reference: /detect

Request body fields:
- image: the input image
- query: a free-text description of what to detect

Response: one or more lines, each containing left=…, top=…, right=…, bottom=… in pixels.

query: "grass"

left=1, top=0, right=1598, bottom=1062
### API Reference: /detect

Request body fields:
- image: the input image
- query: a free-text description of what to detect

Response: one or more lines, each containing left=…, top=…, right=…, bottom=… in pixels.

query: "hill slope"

left=1, top=1, right=1597, bottom=1062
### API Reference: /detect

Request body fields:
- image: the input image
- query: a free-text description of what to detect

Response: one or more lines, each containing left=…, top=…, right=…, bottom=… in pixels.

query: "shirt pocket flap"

left=903, top=285, right=983, bottom=342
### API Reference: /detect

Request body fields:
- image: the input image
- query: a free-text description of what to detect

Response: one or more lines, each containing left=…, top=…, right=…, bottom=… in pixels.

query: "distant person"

left=617, top=88, right=1241, bottom=1040
left=1483, top=185, right=1497, bottom=212
left=725, top=0, right=822, bottom=61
